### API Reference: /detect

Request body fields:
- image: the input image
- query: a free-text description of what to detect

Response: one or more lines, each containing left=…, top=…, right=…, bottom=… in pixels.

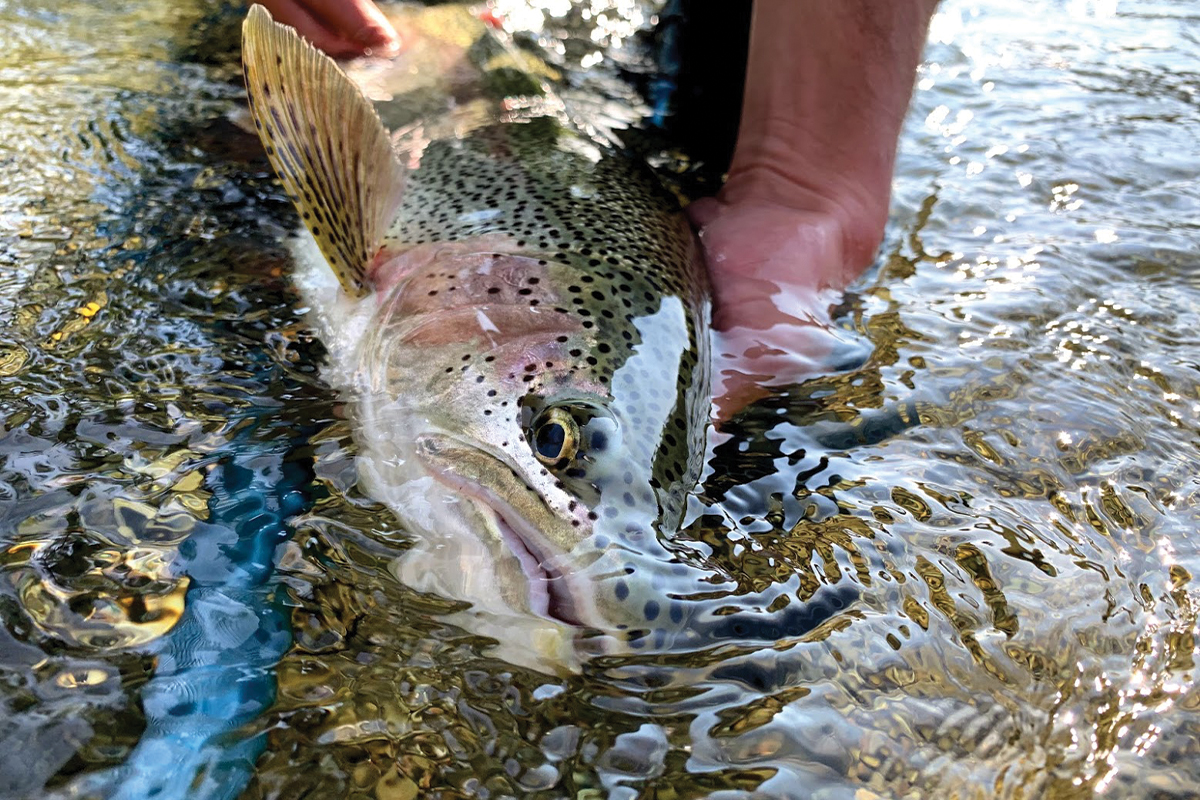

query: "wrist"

left=713, top=0, right=939, bottom=282
left=716, top=149, right=891, bottom=286
left=689, top=195, right=849, bottom=332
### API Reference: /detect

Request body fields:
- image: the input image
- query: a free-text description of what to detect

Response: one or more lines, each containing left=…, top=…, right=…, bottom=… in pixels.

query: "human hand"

left=253, top=0, right=400, bottom=58
left=690, top=195, right=872, bottom=422
left=689, top=0, right=938, bottom=422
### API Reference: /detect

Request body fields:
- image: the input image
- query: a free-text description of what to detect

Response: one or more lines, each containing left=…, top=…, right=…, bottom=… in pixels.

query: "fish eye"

left=532, top=407, right=579, bottom=466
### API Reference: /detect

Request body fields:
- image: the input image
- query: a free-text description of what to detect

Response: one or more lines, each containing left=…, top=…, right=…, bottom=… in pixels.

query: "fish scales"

left=243, top=4, right=710, bottom=670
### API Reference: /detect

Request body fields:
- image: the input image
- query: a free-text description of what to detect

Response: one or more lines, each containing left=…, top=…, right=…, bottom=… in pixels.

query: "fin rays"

left=242, top=4, right=403, bottom=296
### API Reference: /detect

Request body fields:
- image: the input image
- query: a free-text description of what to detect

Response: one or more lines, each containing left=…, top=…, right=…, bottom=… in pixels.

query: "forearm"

left=723, top=0, right=939, bottom=285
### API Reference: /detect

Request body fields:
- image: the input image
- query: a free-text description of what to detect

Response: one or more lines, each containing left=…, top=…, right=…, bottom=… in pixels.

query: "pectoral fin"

left=242, top=4, right=403, bottom=296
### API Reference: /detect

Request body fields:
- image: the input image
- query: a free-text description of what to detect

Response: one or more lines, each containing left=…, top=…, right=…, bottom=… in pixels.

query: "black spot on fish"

left=699, top=583, right=860, bottom=643
left=643, top=601, right=660, bottom=621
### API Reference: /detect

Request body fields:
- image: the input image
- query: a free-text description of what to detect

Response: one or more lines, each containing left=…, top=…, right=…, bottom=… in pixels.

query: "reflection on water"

left=1, top=0, right=1199, bottom=798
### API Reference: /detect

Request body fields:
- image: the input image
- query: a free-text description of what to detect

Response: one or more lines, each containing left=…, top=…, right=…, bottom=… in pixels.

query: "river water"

left=1, top=0, right=1198, bottom=798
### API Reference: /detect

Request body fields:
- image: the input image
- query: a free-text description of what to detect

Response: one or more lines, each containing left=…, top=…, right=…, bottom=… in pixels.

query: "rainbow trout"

left=242, top=5, right=709, bottom=669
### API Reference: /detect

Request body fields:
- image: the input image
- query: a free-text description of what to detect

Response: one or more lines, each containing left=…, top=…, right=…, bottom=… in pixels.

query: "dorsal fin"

left=242, top=4, right=403, bottom=296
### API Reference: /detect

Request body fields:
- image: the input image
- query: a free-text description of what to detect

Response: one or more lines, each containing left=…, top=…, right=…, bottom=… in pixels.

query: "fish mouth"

left=414, top=433, right=586, bottom=627
left=490, top=511, right=583, bottom=626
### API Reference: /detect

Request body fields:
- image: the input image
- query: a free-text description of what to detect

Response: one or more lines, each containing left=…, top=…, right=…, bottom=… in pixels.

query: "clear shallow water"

left=1, top=1, right=1198, bottom=798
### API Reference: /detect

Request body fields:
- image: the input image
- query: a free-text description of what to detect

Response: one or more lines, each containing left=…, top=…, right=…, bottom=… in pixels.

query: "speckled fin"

left=242, top=4, right=402, bottom=296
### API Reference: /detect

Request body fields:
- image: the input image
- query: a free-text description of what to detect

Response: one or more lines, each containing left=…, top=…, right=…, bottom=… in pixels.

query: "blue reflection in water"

left=107, top=422, right=310, bottom=799
left=647, top=0, right=683, bottom=127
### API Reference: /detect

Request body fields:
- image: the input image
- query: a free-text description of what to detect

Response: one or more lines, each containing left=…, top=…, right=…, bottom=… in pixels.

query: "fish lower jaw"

left=413, top=433, right=588, bottom=628
left=491, top=512, right=583, bottom=627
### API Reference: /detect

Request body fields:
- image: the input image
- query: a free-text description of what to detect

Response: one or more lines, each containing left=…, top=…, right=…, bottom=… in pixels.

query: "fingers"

left=254, top=0, right=401, bottom=58
left=302, top=0, right=400, bottom=53
left=690, top=199, right=843, bottom=332
left=710, top=322, right=843, bottom=425
left=690, top=198, right=856, bottom=422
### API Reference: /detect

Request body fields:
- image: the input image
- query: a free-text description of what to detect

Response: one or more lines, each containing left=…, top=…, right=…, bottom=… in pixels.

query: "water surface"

left=1, top=0, right=1198, bottom=798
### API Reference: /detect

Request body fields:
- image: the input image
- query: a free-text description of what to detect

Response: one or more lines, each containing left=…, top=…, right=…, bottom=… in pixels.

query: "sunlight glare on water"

left=0, top=0, right=1198, bottom=798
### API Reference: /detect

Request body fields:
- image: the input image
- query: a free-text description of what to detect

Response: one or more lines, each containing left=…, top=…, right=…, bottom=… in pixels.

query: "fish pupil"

left=535, top=422, right=567, bottom=461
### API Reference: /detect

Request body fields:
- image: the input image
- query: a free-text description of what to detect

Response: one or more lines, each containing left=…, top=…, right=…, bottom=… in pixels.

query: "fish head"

left=357, top=249, right=709, bottom=646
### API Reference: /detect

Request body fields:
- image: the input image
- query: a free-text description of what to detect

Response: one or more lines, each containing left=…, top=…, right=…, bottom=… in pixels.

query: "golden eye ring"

left=532, top=407, right=579, bottom=466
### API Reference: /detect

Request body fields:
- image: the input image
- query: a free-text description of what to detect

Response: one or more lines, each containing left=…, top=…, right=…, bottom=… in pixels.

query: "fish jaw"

left=409, top=431, right=700, bottom=649
left=414, top=432, right=601, bottom=627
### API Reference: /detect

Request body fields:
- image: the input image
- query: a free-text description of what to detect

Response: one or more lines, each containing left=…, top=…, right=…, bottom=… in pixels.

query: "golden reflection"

left=15, top=548, right=189, bottom=649
left=955, top=543, right=1018, bottom=636
left=0, top=343, right=30, bottom=376
left=53, top=667, right=111, bottom=689
left=709, top=685, right=812, bottom=738
left=4, top=487, right=204, bottom=650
